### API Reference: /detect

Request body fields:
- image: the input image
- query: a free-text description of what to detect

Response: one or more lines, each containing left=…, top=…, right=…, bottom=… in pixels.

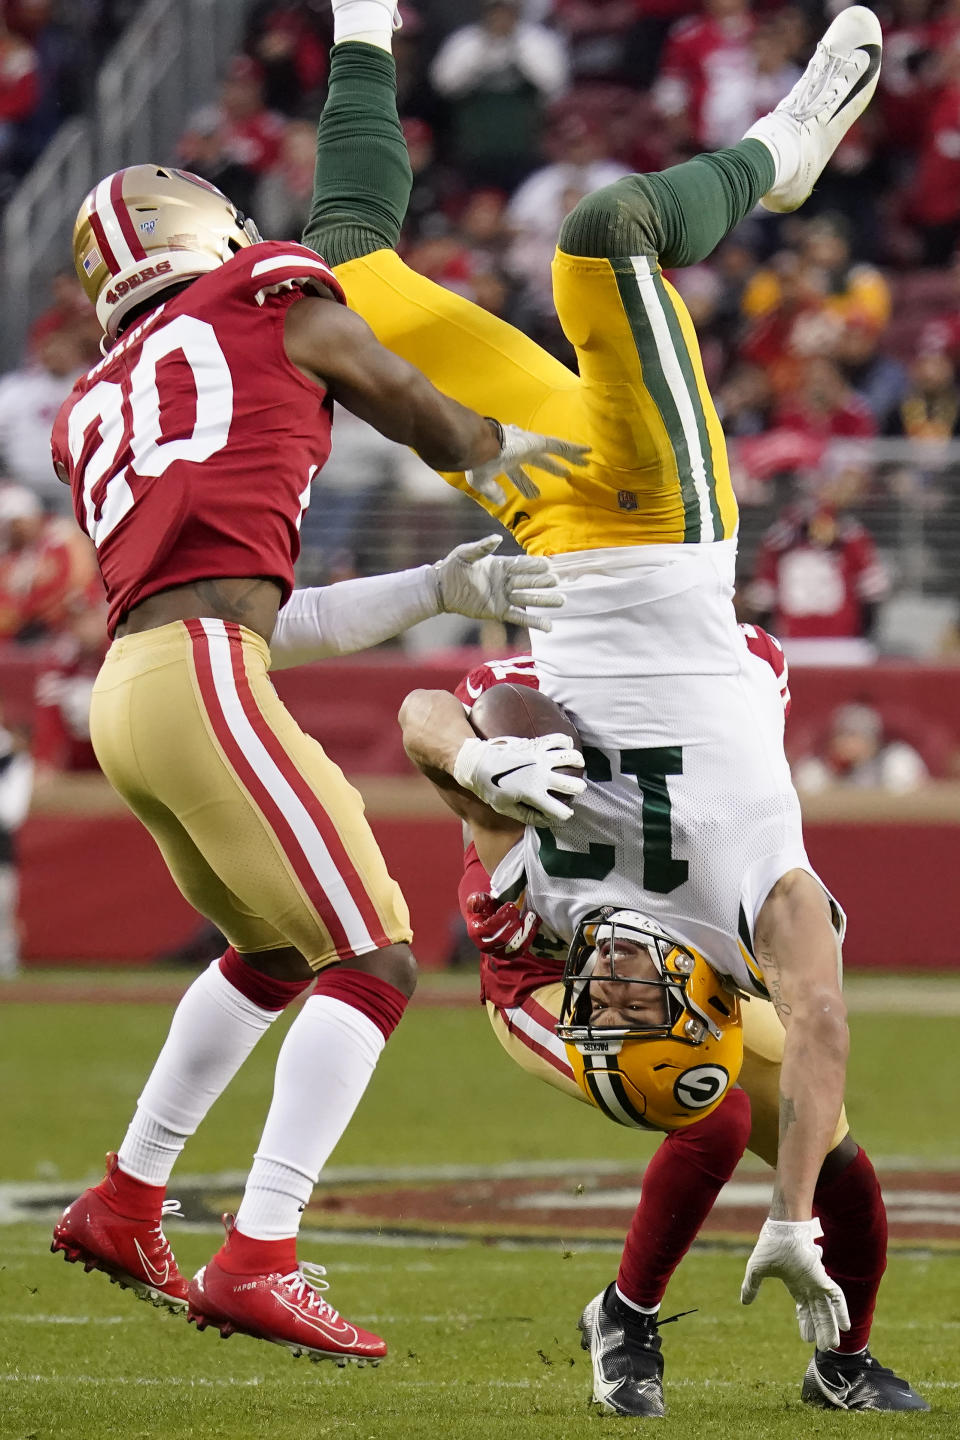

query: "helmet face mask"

left=558, top=908, right=743, bottom=1131
left=73, top=166, right=263, bottom=341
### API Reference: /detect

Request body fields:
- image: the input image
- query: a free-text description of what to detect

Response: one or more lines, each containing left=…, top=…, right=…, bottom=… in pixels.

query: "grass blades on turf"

left=2, top=1227, right=957, bottom=1439
left=1, top=978, right=958, bottom=1438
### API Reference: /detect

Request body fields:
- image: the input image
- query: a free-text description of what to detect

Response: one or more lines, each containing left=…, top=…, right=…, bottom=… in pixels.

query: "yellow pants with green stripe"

left=331, top=246, right=738, bottom=557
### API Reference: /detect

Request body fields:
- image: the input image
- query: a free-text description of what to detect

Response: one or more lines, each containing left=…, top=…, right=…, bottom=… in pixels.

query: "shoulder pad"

left=225, top=241, right=345, bottom=308
left=740, top=623, right=791, bottom=718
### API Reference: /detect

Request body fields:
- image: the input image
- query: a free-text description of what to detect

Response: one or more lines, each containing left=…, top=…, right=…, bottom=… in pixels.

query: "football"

left=469, top=683, right=583, bottom=760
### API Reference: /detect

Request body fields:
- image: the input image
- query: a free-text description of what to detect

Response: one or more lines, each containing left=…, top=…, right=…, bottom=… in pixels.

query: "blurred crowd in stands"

left=1, top=2, right=960, bottom=981
left=3, top=1, right=960, bottom=679
left=0, top=2, right=135, bottom=204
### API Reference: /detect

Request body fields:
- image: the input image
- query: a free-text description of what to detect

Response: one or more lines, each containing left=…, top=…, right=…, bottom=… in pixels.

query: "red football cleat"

left=50, top=1153, right=188, bottom=1312
left=187, top=1219, right=386, bottom=1365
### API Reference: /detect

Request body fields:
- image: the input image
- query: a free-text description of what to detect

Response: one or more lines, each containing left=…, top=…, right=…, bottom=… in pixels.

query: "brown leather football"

left=469, top=684, right=583, bottom=776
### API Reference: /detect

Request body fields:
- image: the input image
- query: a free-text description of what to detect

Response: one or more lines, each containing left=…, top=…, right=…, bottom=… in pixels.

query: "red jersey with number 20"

left=51, top=241, right=345, bottom=637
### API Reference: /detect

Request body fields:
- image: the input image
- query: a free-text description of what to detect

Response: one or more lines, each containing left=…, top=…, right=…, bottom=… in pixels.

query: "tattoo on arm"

left=757, top=949, right=792, bottom=1018
left=769, top=1092, right=798, bottom=1218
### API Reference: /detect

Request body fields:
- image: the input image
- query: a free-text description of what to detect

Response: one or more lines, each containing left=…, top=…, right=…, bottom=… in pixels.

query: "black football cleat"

left=578, top=1283, right=666, bottom=1417
left=801, top=1348, right=930, bottom=1411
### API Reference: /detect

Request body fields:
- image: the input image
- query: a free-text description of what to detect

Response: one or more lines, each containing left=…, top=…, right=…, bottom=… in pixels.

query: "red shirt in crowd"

left=748, top=509, right=889, bottom=641
left=0, top=26, right=37, bottom=123
left=879, top=16, right=940, bottom=152
left=774, top=391, right=877, bottom=441
left=657, top=12, right=755, bottom=146
left=51, top=242, right=345, bottom=637
left=908, top=82, right=960, bottom=228
left=0, top=517, right=95, bottom=640
left=33, top=638, right=105, bottom=772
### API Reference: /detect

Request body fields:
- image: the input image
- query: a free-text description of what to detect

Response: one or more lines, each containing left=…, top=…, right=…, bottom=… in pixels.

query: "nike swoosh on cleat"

left=830, top=44, right=881, bottom=120
left=274, top=1292, right=360, bottom=1348
left=133, top=1238, right=170, bottom=1288
left=595, top=1376, right=663, bottom=1416
left=816, top=1375, right=853, bottom=1407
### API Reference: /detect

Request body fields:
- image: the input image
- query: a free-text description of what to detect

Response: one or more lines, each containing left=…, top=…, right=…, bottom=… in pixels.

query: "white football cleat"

left=747, top=5, right=882, bottom=214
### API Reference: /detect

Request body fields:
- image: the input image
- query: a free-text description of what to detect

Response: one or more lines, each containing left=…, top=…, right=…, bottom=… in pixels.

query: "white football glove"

left=740, top=1217, right=851, bottom=1352
left=453, top=734, right=586, bottom=825
left=434, top=534, right=563, bottom=633
left=465, top=422, right=591, bottom=506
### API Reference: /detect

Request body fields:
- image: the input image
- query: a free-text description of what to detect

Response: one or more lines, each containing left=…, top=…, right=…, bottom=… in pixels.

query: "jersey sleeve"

left=454, top=655, right=542, bottom=710
left=228, top=241, right=346, bottom=309
left=739, top=622, right=791, bottom=720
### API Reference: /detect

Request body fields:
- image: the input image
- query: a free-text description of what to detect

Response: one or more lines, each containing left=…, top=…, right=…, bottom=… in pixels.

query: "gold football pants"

left=89, top=619, right=411, bottom=967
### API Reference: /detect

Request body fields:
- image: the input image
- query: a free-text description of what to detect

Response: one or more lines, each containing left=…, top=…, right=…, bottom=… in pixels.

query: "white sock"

left=333, top=0, right=395, bottom=50
left=743, top=112, right=803, bottom=193
left=235, top=995, right=385, bottom=1241
left=117, top=960, right=280, bottom=1186
left=615, top=1285, right=659, bottom=1317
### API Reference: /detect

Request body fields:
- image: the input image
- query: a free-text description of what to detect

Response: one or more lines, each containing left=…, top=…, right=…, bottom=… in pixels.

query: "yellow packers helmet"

left=72, top=165, right=262, bottom=340
left=557, top=908, right=743, bottom=1132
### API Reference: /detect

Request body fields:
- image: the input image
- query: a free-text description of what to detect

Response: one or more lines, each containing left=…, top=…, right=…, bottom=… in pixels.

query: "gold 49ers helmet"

left=557, top=908, right=743, bottom=1131
left=72, top=165, right=262, bottom=340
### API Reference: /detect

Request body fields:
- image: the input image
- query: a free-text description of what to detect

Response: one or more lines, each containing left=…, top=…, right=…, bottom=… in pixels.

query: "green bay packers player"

left=398, top=652, right=928, bottom=1415
left=312, top=0, right=893, bottom=1388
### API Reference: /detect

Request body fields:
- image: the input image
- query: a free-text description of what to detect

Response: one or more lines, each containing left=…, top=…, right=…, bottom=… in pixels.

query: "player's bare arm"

left=740, top=868, right=851, bottom=1350
left=284, top=296, right=588, bottom=490
left=399, top=687, right=522, bottom=873
left=753, top=871, right=849, bottom=1220
left=399, top=685, right=584, bottom=833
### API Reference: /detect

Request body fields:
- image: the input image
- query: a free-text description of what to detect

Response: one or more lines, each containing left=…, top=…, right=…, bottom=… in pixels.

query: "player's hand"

left=434, top=535, right=563, bottom=633
left=453, top=734, right=586, bottom=825
left=466, top=423, right=591, bottom=506
left=466, top=892, right=541, bottom=957
left=740, top=1217, right=850, bottom=1351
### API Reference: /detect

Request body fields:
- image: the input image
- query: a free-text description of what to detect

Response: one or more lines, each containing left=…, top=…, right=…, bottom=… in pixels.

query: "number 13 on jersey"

left=536, top=744, right=689, bottom=895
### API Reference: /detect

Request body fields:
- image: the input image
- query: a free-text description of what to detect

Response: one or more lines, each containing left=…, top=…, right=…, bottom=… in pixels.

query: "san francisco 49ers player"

left=48, top=165, right=586, bottom=1365
left=399, top=631, right=928, bottom=1415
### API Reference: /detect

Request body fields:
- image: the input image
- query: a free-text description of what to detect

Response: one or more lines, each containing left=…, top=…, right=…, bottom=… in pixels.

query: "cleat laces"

left=277, top=1261, right=343, bottom=1324
left=783, top=45, right=848, bottom=121
left=144, top=1199, right=182, bottom=1266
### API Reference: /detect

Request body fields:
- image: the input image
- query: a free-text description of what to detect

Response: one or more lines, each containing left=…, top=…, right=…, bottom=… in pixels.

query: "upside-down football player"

left=47, top=150, right=588, bottom=1362
left=300, top=0, right=926, bottom=1411
left=398, top=640, right=927, bottom=1415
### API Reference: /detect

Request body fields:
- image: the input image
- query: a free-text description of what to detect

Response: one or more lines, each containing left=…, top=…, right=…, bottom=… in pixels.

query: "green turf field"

left=2, top=975, right=959, bottom=1438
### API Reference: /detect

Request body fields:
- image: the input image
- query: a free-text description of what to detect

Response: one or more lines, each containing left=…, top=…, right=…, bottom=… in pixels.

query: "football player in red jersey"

left=49, top=164, right=587, bottom=1364
left=396, top=634, right=927, bottom=1416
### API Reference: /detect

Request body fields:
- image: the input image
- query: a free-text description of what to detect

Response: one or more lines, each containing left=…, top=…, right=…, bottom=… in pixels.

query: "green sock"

left=302, top=43, right=412, bottom=265
left=645, top=140, right=775, bottom=268
left=560, top=139, right=775, bottom=270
